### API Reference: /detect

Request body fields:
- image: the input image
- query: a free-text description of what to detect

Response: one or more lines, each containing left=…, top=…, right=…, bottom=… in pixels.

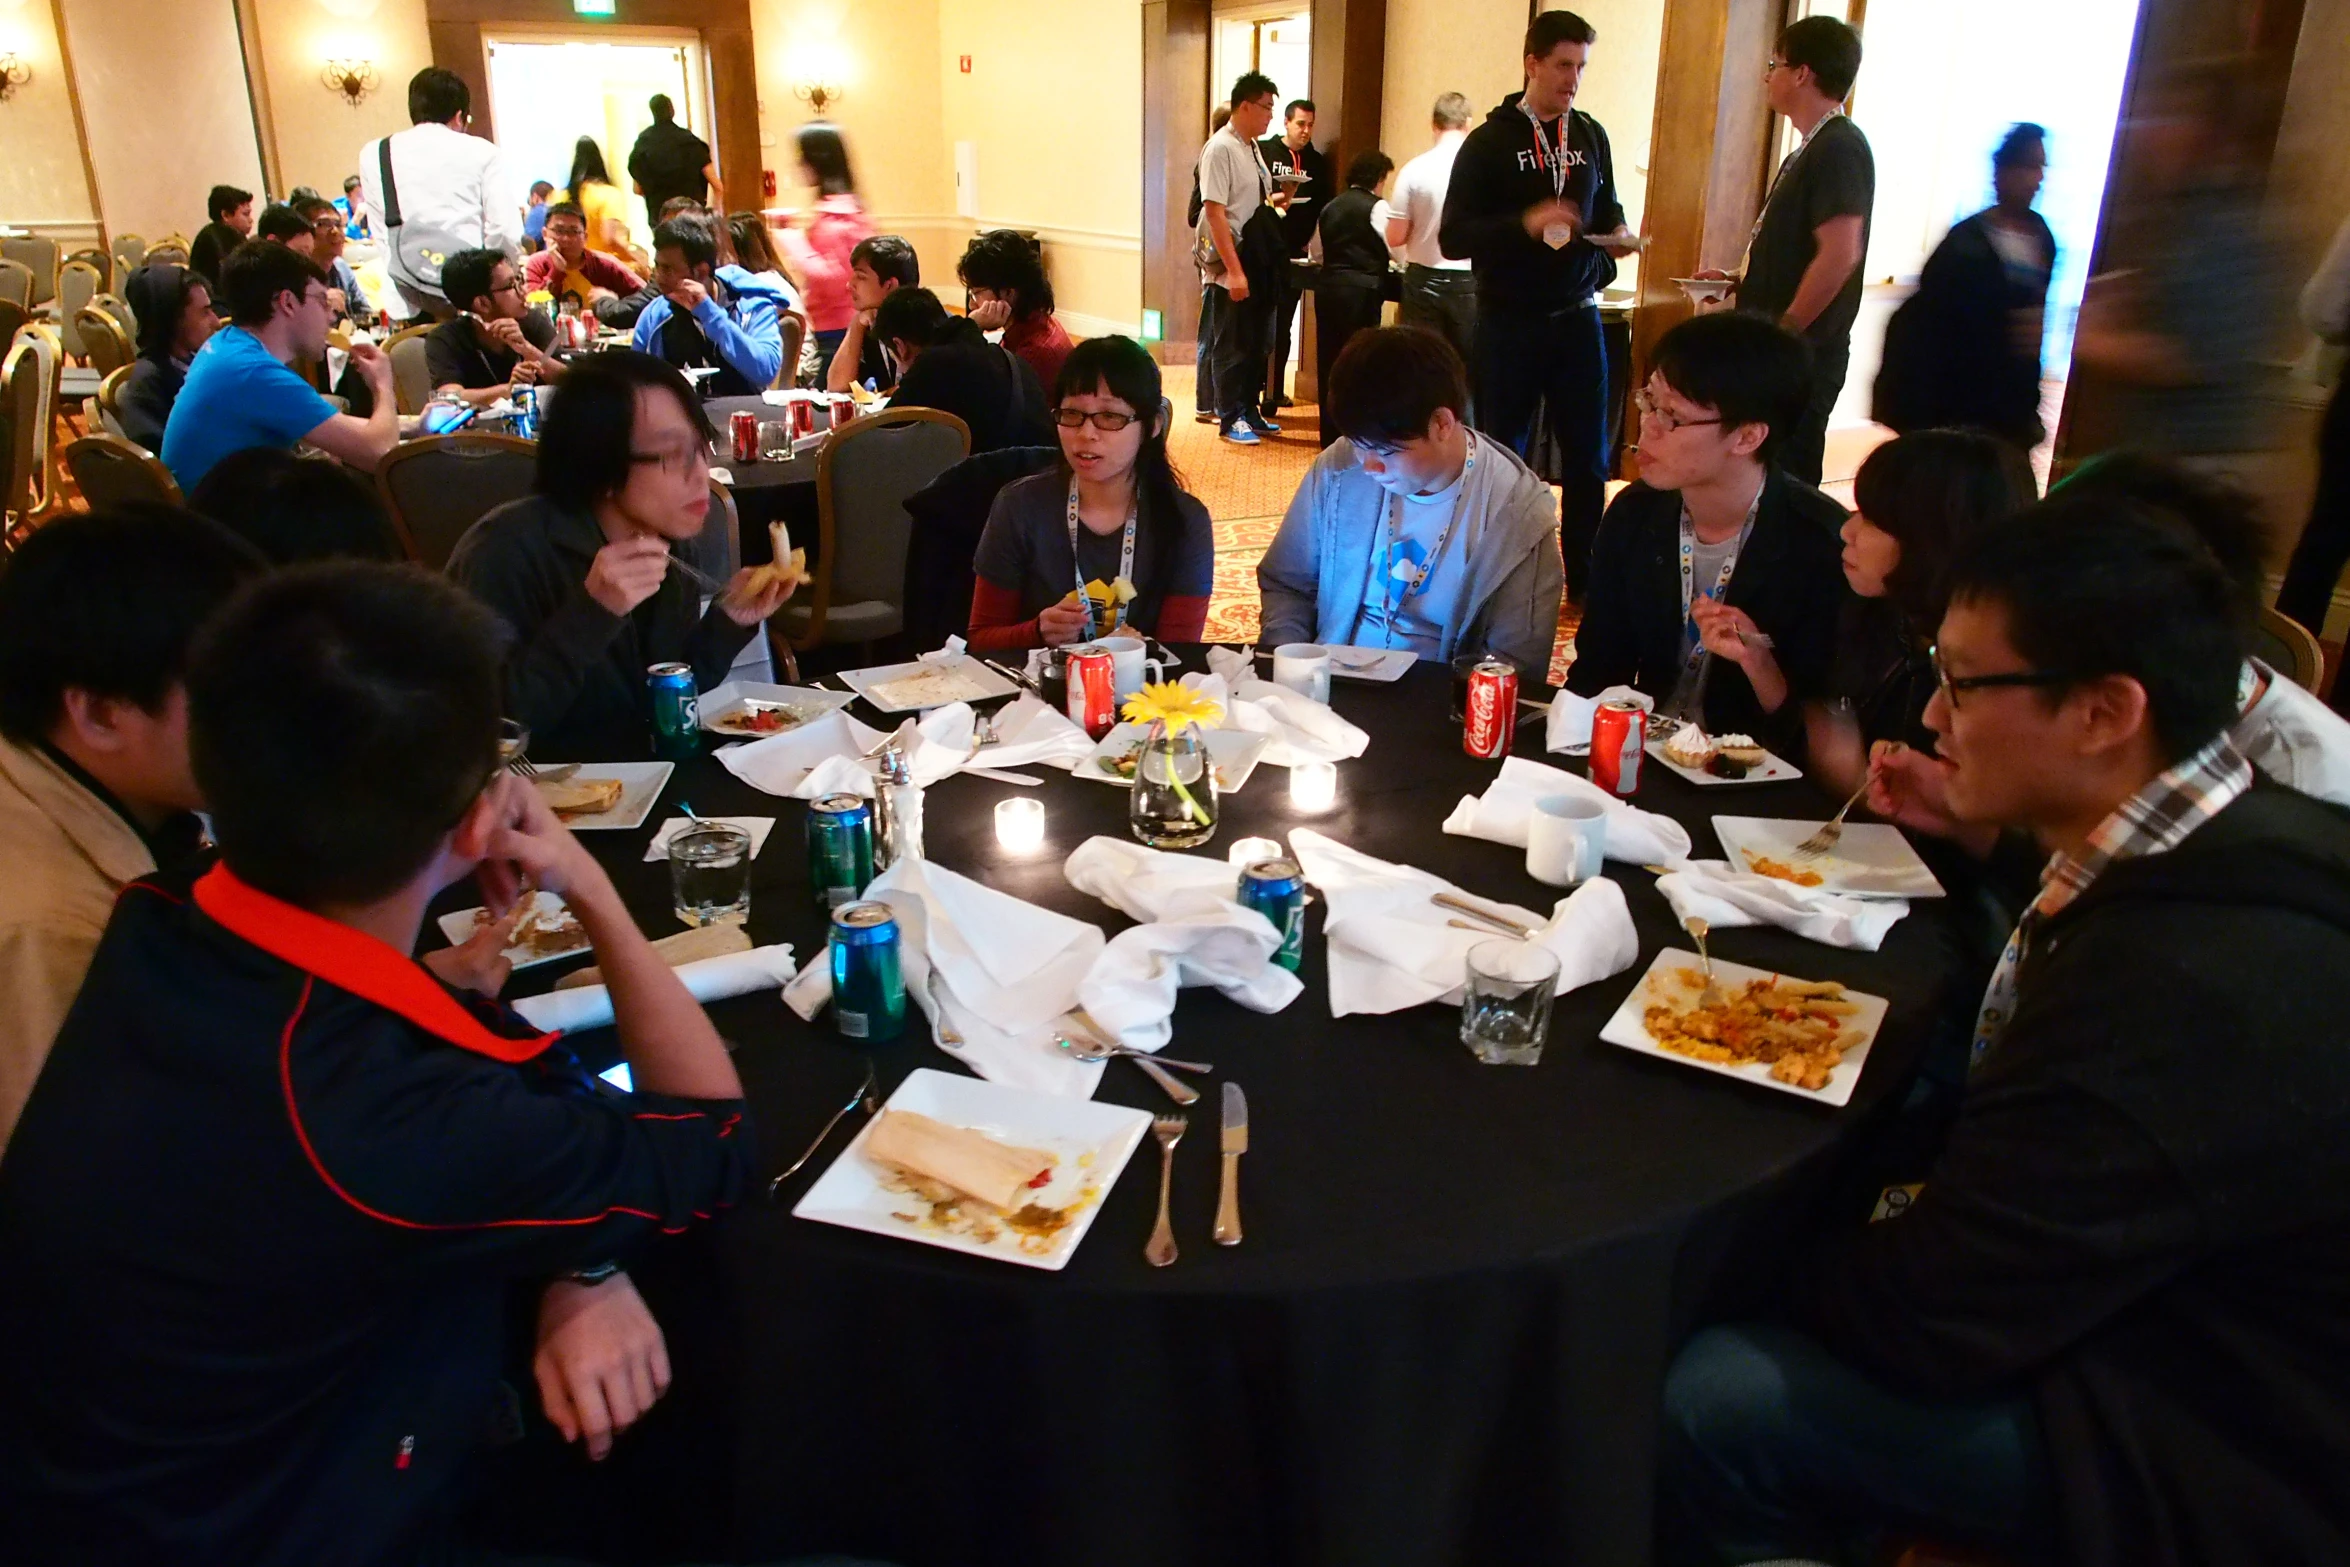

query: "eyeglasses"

left=1930, top=644, right=2069, bottom=709
left=1633, top=387, right=1722, bottom=435
left=1051, top=408, right=1139, bottom=432
left=1762, top=58, right=1787, bottom=77
left=629, top=446, right=711, bottom=477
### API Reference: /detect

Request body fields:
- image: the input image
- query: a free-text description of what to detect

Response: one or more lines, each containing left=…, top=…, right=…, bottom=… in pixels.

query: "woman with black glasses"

left=967, top=336, right=1214, bottom=652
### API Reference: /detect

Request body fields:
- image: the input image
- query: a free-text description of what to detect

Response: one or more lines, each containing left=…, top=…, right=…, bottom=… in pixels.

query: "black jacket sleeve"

left=449, top=523, right=630, bottom=737
left=1565, top=489, right=1648, bottom=695
left=1437, top=124, right=1525, bottom=266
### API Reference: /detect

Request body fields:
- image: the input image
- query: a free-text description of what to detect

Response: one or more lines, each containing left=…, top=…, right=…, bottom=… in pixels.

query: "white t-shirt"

left=359, top=122, right=520, bottom=316
left=1352, top=446, right=1474, bottom=652
left=2232, top=658, right=2350, bottom=807
left=1388, top=131, right=1470, bottom=271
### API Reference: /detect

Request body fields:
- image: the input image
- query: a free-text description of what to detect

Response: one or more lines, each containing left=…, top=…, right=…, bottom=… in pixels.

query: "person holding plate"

left=966, top=336, right=1214, bottom=653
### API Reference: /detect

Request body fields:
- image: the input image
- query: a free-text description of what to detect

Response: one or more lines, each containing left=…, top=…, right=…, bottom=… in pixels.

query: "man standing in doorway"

left=1386, top=92, right=1478, bottom=375
left=1260, top=99, right=1327, bottom=416
left=628, top=94, right=723, bottom=227
left=1439, top=9, right=1639, bottom=600
left=1711, top=16, right=1872, bottom=488
left=1198, top=73, right=1288, bottom=446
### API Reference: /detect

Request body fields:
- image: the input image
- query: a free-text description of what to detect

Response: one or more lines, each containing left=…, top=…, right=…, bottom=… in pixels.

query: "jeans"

left=1472, top=298, right=1608, bottom=597
left=1658, top=1323, right=2057, bottom=1567
left=1265, top=266, right=1303, bottom=406
left=1399, top=265, right=1478, bottom=374
left=1194, top=284, right=1227, bottom=414
left=1313, top=276, right=1386, bottom=448
left=1781, top=338, right=1851, bottom=489
left=2276, top=382, right=2350, bottom=707
left=1208, top=279, right=1274, bottom=430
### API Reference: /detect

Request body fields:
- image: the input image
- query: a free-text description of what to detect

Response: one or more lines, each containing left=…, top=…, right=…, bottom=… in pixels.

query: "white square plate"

left=838, top=656, right=1019, bottom=713
left=1598, top=948, right=1890, bottom=1107
left=436, top=889, right=592, bottom=972
left=1323, top=646, right=1418, bottom=683
left=1712, top=815, right=1946, bottom=899
left=1077, top=722, right=1271, bottom=793
left=533, top=762, right=673, bottom=831
left=699, top=681, right=855, bottom=739
left=1655, top=748, right=1804, bottom=788
left=794, top=1068, right=1153, bottom=1271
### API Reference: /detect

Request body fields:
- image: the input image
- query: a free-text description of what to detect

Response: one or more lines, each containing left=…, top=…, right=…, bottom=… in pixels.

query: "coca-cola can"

left=1065, top=643, right=1119, bottom=739
left=791, top=399, right=816, bottom=440
left=730, top=411, right=760, bottom=465
left=1591, top=701, right=1648, bottom=796
left=1462, top=656, right=1518, bottom=759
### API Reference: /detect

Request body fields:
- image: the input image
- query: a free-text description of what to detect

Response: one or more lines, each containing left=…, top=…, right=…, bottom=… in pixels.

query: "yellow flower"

left=1121, top=681, right=1223, bottom=735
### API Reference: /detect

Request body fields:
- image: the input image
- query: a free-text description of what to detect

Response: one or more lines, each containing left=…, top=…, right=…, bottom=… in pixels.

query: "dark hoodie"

left=1804, top=782, right=2350, bottom=1567
left=115, top=263, right=203, bottom=455
left=1437, top=93, right=1623, bottom=312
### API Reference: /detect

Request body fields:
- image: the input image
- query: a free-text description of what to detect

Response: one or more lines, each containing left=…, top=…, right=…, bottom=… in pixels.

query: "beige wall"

left=1378, top=0, right=1518, bottom=183
left=0, top=0, right=96, bottom=232
left=246, top=0, right=434, bottom=201
left=1575, top=0, right=1662, bottom=235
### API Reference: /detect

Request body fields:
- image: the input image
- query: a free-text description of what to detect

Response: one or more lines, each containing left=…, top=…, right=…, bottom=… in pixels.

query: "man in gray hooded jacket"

left=1258, top=326, right=1564, bottom=676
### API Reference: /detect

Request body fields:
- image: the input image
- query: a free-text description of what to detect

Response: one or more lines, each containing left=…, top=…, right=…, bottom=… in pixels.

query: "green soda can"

left=1237, top=858, right=1308, bottom=972
left=648, top=662, right=701, bottom=761
left=806, top=793, right=875, bottom=910
left=830, top=902, right=906, bottom=1043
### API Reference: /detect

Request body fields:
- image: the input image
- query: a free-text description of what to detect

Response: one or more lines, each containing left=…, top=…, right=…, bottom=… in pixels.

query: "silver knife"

left=1214, top=1082, right=1247, bottom=1246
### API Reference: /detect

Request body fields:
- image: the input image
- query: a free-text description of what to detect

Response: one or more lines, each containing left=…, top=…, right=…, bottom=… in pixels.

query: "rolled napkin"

left=1655, top=861, right=1910, bottom=951
left=1287, top=828, right=1638, bottom=1016
left=1079, top=910, right=1304, bottom=1052
left=511, top=942, right=798, bottom=1035
left=1548, top=683, right=1652, bottom=753
left=1187, top=657, right=1369, bottom=767
left=717, top=708, right=888, bottom=798
left=642, top=815, right=778, bottom=861
left=1441, top=755, right=1693, bottom=865
left=1063, top=834, right=1251, bottom=922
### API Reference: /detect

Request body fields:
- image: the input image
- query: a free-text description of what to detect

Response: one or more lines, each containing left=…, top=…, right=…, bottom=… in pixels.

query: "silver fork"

left=1795, top=779, right=1872, bottom=858
left=768, top=1062, right=880, bottom=1196
left=504, top=754, right=540, bottom=779
left=1683, top=916, right=1727, bottom=1007
left=1145, top=1113, right=1186, bottom=1267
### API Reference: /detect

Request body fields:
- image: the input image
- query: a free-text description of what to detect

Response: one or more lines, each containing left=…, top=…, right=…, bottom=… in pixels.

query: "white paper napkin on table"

left=1654, top=862, right=1910, bottom=951
left=1548, top=684, right=1652, bottom=752
left=1063, top=835, right=1247, bottom=921
left=1287, top=829, right=1638, bottom=1016
left=967, top=693, right=1096, bottom=772
left=1441, top=756, right=1693, bottom=866
left=717, top=709, right=887, bottom=797
left=642, top=816, right=778, bottom=861
left=511, top=943, right=798, bottom=1035
left=1190, top=649, right=1370, bottom=766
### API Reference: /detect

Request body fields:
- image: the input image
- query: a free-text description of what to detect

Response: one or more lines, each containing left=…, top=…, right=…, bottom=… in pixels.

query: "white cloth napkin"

left=1063, top=835, right=1248, bottom=922
left=786, top=856, right=1109, bottom=1097
left=642, top=816, right=778, bottom=861
left=1191, top=650, right=1369, bottom=766
left=1286, top=828, right=1638, bottom=1016
left=1548, top=684, right=1652, bottom=752
left=511, top=943, right=798, bottom=1035
left=970, top=693, right=1096, bottom=772
left=717, top=709, right=888, bottom=798
left=721, top=697, right=1092, bottom=800
left=1654, top=862, right=1911, bottom=951
left=1441, top=756, right=1693, bottom=866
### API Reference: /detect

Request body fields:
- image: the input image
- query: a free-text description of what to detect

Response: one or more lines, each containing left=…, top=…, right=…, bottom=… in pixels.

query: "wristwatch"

left=566, top=1261, right=622, bottom=1287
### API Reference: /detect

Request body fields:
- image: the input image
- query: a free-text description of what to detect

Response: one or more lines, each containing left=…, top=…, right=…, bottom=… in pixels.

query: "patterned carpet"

left=1164, top=365, right=1579, bottom=684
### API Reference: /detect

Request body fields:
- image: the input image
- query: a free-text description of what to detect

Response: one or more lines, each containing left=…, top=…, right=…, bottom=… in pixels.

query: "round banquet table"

left=702, top=393, right=825, bottom=575
left=466, top=654, right=1966, bottom=1567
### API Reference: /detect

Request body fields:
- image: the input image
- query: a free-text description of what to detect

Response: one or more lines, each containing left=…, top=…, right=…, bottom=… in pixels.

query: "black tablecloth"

left=463, top=656, right=1964, bottom=1567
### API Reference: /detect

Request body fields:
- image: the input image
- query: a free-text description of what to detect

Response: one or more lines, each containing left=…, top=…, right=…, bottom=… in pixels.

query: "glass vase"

left=1128, top=721, right=1219, bottom=849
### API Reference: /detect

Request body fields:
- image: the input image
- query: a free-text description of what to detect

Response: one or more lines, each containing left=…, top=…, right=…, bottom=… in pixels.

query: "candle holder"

left=994, top=796, right=1046, bottom=853
left=1227, top=836, right=1283, bottom=867
left=1289, top=760, right=1337, bottom=812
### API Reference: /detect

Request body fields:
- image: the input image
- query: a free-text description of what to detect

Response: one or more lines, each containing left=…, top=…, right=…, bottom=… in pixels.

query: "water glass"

left=1460, top=940, right=1560, bottom=1065
left=669, top=823, right=753, bottom=928
left=758, top=419, right=795, bottom=462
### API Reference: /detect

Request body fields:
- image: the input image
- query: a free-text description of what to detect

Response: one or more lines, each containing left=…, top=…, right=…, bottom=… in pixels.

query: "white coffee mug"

left=1526, top=794, right=1608, bottom=886
left=1272, top=643, right=1333, bottom=705
left=1095, top=635, right=1163, bottom=701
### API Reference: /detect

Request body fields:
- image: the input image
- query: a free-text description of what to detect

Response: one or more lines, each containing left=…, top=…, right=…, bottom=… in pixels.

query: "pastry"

left=864, top=1110, right=1054, bottom=1212
left=536, top=776, right=624, bottom=817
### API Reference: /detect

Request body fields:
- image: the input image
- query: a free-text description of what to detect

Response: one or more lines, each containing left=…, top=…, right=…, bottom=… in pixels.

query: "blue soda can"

left=648, top=662, right=701, bottom=761
left=511, top=385, right=538, bottom=440
left=806, top=793, right=875, bottom=910
left=1237, top=858, right=1308, bottom=972
left=830, top=902, right=906, bottom=1043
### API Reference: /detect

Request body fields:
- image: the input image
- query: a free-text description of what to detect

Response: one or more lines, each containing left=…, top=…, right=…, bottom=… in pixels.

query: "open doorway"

left=1210, top=4, right=1310, bottom=112
left=482, top=32, right=714, bottom=258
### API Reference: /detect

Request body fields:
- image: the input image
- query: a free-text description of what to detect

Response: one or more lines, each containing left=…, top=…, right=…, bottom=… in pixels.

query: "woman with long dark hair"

left=563, top=136, right=641, bottom=269
left=776, top=124, right=874, bottom=366
left=968, top=336, right=1215, bottom=651
left=725, top=212, right=788, bottom=280
left=1804, top=428, right=2035, bottom=797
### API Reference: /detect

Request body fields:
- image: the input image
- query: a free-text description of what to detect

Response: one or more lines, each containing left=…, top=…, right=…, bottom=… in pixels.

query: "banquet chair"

left=93, top=290, right=136, bottom=343
left=777, top=407, right=971, bottom=656
left=111, top=234, right=147, bottom=278
left=773, top=310, right=808, bottom=390
left=3, top=329, right=59, bottom=542
left=0, top=298, right=29, bottom=351
left=2252, top=604, right=2327, bottom=692
left=62, top=433, right=185, bottom=511
left=376, top=433, right=538, bottom=571
left=94, top=365, right=134, bottom=442
left=54, top=260, right=104, bottom=360
left=382, top=324, right=436, bottom=416
left=65, top=249, right=111, bottom=294
left=76, top=308, right=134, bottom=377
left=144, top=236, right=190, bottom=266
left=1, top=237, right=56, bottom=307
left=0, top=259, right=33, bottom=311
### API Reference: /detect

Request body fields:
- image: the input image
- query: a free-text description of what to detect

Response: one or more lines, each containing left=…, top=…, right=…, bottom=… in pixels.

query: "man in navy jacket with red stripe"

left=0, top=564, right=758, bottom=1566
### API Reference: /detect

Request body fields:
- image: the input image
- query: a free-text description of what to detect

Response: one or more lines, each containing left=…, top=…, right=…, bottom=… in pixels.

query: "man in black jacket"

left=875, top=286, right=1054, bottom=454
left=1438, top=9, right=1640, bottom=598
left=626, top=93, right=721, bottom=221
left=1660, top=492, right=2350, bottom=1567
left=1259, top=99, right=1327, bottom=413
left=1566, top=313, right=1842, bottom=755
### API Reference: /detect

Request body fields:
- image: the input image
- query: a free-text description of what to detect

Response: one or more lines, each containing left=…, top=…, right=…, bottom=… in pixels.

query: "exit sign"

left=1140, top=309, right=1163, bottom=341
left=574, top=0, right=616, bottom=14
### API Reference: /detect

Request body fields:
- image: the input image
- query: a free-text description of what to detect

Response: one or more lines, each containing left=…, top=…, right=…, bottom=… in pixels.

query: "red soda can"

left=1462, top=657, right=1519, bottom=759
left=730, top=411, right=760, bottom=465
left=1590, top=701, right=1648, bottom=796
left=1065, top=643, right=1119, bottom=739
left=792, top=399, right=815, bottom=440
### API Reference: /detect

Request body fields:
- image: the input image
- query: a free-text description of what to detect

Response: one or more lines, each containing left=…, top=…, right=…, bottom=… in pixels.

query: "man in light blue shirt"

left=161, top=242, right=399, bottom=493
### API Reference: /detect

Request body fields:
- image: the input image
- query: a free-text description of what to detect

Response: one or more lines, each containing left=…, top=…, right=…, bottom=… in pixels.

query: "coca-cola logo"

left=1467, top=682, right=1496, bottom=719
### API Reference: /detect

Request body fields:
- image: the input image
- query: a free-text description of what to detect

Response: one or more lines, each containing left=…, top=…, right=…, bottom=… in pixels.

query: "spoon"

left=1055, top=1034, right=1204, bottom=1106
left=1054, top=1035, right=1214, bottom=1073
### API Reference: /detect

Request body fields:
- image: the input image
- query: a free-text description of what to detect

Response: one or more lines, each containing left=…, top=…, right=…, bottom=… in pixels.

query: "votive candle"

left=1289, top=760, right=1337, bottom=812
left=1227, top=835, right=1283, bottom=867
left=994, top=795, right=1047, bottom=853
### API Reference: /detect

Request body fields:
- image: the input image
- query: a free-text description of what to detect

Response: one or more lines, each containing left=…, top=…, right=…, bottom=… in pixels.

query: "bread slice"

left=864, top=1109, right=1053, bottom=1212
left=537, top=776, right=624, bottom=817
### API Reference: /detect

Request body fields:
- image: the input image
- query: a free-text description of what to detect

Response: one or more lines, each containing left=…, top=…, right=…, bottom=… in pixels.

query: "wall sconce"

left=793, top=77, right=841, bottom=117
left=0, top=53, right=32, bottom=102
left=322, top=58, right=378, bottom=106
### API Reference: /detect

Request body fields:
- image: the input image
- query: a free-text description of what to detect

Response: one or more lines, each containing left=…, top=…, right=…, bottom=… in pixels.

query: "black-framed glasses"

left=1930, top=644, right=2069, bottom=708
left=1052, top=408, right=1139, bottom=432
left=630, top=445, right=710, bottom=476
left=1634, top=387, right=1722, bottom=435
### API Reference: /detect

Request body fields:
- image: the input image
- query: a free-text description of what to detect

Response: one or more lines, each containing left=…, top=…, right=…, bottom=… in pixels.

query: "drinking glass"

left=669, top=824, right=753, bottom=927
left=1460, top=940, right=1560, bottom=1065
left=758, top=419, right=795, bottom=462
left=1447, top=652, right=1484, bottom=722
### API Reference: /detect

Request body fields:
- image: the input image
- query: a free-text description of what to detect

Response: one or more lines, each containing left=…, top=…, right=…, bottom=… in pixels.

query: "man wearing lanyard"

left=1699, top=16, right=1873, bottom=488
left=1438, top=9, right=1638, bottom=602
